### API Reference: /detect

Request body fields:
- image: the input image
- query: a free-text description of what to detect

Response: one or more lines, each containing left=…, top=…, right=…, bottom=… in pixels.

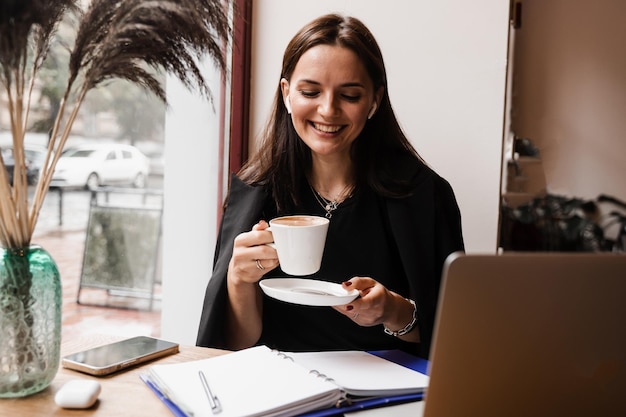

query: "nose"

left=318, top=93, right=340, bottom=117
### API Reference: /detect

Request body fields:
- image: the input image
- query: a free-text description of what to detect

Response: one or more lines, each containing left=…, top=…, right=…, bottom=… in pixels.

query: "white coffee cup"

left=268, top=215, right=330, bottom=276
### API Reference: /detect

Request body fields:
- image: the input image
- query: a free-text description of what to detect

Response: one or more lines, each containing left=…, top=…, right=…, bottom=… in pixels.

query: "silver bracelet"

left=383, top=299, right=417, bottom=337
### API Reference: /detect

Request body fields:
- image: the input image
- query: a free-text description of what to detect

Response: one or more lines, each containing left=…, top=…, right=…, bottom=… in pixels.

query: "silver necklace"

left=309, top=183, right=353, bottom=219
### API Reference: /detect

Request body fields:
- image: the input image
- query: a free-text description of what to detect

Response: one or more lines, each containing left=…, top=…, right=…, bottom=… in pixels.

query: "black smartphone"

left=61, top=336, right=179, bottom=376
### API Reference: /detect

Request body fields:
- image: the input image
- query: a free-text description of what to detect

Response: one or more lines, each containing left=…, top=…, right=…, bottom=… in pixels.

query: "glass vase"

left=0, top=245, right=62, bottom=397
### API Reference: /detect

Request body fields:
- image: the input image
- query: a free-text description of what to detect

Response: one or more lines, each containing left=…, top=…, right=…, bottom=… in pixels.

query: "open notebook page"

left=287, top=350, right=429, bottom=397
left=149, top=345, right=342, bottom=417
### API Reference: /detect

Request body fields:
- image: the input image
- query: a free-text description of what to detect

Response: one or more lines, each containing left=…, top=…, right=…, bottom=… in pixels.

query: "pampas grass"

left=0, top=0, right=232, bottom=248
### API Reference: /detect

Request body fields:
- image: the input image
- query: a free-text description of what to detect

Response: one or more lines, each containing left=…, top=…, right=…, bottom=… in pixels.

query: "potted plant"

left=0, top=0, right=231, bottom=397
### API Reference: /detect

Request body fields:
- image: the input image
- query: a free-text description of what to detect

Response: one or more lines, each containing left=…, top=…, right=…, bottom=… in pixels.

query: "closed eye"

left=298, top=90, right=362, bottom=102
left=342, top=94, right=361, bottom=102
left=299, top=90, right=319, bottom=98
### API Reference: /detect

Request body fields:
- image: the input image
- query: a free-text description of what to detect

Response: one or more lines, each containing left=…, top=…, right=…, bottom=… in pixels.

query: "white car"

left=51, top=144, right=150, bottom=190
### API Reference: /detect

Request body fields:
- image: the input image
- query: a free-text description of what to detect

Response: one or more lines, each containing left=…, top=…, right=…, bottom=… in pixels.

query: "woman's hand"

left=334, top=277, right=420, bottom=343
left=225, top=220, right=279, bottom=350
left=228, top=220, right=279, bottom=285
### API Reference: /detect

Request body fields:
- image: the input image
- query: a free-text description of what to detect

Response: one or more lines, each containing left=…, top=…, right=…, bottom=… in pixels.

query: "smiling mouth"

left=312, top=122, right=344, bottom=133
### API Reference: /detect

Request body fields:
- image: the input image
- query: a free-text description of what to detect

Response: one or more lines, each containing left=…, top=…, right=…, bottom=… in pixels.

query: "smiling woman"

left=196, top=13, right=465, bottom=359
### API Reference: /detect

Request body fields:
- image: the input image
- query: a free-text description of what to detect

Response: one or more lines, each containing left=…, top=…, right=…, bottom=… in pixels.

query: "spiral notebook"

left=145, top=345, right=429, bottom=417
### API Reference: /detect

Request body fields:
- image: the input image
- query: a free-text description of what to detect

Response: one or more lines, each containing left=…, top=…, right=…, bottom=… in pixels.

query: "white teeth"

left=313, top=123, right=342, bottom=133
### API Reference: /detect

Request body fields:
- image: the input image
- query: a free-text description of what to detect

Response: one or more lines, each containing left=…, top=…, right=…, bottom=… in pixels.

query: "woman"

left=197, top=13, right=464, bottom=358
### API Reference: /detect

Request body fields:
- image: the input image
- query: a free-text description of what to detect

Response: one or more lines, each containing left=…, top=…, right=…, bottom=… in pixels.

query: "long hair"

left=238, top=13, right=424, bottom=213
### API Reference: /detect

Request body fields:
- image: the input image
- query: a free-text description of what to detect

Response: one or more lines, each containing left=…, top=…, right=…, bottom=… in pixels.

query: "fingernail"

left=346, top=305, right=353, bottom=311
left=343, top=281, right=352, bottom=287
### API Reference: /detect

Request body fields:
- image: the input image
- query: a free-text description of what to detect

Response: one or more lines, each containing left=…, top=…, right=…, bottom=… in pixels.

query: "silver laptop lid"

left=423, top=252, right=626, bottom=417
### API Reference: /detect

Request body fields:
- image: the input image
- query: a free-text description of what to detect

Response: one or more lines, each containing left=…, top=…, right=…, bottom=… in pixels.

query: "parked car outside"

left=1, top=144, right=51, bottom=186
left=50, top=143, right=150, bottom=190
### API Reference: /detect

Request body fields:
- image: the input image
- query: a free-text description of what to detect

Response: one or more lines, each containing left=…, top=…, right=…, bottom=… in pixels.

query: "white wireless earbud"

left=285, top=96, right=292, bottom=114
left=367, top=102, right=377, bottom=119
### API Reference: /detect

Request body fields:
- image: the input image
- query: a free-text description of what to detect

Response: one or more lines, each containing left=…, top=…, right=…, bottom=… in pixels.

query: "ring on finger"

left=255, top=259, right=265, bottom=271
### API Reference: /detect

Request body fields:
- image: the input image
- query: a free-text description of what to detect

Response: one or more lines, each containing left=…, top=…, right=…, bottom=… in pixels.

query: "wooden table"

left=1, top=335, right=228, bottom=416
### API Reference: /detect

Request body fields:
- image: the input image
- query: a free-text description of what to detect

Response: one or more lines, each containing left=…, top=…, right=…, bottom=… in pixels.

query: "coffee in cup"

left=268, top=215, right=330, bottom=276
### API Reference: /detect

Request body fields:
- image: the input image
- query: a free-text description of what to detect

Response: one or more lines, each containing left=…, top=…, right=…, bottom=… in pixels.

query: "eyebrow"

left=298, top=79, right=366, bottom=89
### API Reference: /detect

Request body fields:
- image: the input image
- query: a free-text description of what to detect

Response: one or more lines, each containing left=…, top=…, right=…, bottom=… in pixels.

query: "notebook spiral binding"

left=273, top=351, right=294, bottom=361
left=309, top=369, right=336, bottom=384
left=272, top=349, right=349, bottom=407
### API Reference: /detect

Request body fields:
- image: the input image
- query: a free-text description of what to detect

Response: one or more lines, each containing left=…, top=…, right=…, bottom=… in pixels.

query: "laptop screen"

left=423, top=252, right=626, bottom=417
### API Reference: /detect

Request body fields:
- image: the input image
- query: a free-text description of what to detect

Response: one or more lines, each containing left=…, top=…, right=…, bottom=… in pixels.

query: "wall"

left=512, top=0, right=626, bottom=203
left=161, top=0, right=510, bottom=344
left=161, top=64, right=224, bottom=344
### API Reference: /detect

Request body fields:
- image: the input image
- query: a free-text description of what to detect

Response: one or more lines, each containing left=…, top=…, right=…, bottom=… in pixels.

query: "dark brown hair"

left=238, top=13, right=424, bottom=213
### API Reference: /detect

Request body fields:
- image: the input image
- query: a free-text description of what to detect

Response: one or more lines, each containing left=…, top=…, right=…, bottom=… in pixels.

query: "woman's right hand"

left=226, top=220, right=278, bottom=349
left=228, top=220, right=279, bottom=285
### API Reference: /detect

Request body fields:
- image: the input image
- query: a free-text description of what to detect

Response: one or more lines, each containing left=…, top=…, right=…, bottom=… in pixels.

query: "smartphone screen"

left=62, top=336, right=179, bottom=376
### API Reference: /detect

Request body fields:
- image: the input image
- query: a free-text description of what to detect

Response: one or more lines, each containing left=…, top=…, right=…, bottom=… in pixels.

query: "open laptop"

left=422, top=252, right=626, bottom=417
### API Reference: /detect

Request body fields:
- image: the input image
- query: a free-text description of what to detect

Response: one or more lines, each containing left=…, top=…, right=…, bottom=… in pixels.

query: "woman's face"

left=281, top=44, right=382, bottom=161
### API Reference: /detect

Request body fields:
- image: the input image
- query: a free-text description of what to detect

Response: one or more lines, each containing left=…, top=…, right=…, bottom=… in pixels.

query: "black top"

left=197, top=156, right=465, bottom=358
left=260, top=185, right=415, bottom=353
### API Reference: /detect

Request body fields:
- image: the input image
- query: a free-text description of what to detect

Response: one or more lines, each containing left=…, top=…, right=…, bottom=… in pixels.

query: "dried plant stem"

left=1, top=0, right=232, bottom=248
left=29, top=86, right=87, bottom=237
left=27, top=82, right=75, bottom=233
left=0, top=189, right=19, bottom=247
left=12, top=101, right=29, bottom=249
left=0, top=83, right=27, bottom=248
left=22, top=64, right=38, bottom=138
left=0, top=117, right=17, bottom=247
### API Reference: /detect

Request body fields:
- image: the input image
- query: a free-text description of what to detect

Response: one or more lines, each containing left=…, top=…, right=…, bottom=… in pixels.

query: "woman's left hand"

left=333, top=277, right=420, bottom=342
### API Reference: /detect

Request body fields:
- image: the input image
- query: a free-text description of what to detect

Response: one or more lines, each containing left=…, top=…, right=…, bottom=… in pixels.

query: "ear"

left=367, top=102, right=377, bottom=119
left=280, top=78, right=291, bottom=114
left=368, top=87, right=384, bottom=120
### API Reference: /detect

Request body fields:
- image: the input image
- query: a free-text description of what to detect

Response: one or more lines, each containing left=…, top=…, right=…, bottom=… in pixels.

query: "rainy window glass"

left=0, top=5, right=164, bottom=340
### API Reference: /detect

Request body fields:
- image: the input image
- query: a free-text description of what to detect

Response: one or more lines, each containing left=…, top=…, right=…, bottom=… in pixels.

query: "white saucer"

left=259, top=278, right=359, bottom=306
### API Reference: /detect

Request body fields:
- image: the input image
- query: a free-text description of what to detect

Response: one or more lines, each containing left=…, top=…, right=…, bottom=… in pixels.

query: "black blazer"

left=197, top=162, right=464, bottom=358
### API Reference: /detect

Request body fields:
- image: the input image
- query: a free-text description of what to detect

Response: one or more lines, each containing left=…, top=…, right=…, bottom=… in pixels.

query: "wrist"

left=383, top=298, right=417, bottom=337
left=227, top=266, right=260, bottom=290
